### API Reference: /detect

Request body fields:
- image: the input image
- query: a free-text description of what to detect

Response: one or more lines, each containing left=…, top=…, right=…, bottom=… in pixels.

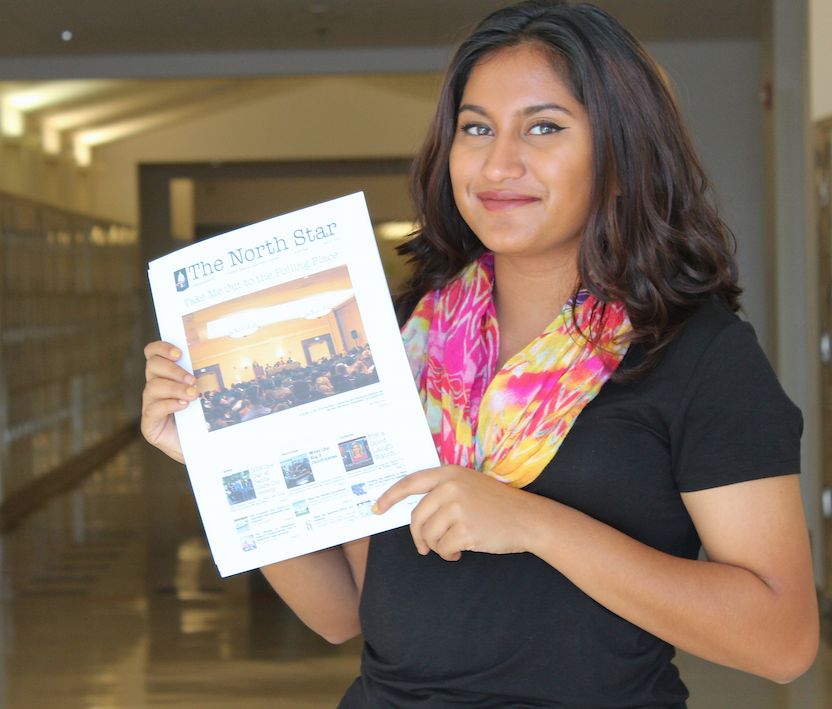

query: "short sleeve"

left=670, top=320, right=803, bottom=493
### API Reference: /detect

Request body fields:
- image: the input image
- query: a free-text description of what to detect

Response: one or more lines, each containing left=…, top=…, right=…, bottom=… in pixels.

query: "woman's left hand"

left=374, top=465, right=550, bottom=561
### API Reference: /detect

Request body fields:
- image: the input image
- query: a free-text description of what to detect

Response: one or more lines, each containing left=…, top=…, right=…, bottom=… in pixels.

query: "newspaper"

left=147, top=192, right=439, bottom=576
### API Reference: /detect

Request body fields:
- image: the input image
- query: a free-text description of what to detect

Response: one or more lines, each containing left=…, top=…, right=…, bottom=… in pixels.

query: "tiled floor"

left=0, top=439, right=829, bottom=708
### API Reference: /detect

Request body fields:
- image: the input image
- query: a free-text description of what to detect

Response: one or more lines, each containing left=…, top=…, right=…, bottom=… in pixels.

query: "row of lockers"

left=0, top=190, right=144, bottom=500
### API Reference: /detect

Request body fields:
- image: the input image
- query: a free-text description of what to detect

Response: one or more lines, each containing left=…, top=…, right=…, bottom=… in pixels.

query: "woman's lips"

left=476, top=191, right=540, bottom=211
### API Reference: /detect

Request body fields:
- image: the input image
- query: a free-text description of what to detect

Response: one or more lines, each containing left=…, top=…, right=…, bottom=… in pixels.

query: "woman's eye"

left=460, top=123, right=491, bottom=136
left=528, top=122, right=564, bottom=135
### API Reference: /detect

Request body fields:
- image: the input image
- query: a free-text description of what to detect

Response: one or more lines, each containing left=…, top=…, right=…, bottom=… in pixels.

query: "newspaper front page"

left=148, top=193, right=439, bottom=576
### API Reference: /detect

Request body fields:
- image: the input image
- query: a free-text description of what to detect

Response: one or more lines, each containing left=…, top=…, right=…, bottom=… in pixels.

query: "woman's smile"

left=476, top=190, right=541, bottom=211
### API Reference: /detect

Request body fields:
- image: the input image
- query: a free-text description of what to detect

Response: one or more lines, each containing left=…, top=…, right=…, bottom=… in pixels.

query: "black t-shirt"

left=339, top=298, right=803, bottom=709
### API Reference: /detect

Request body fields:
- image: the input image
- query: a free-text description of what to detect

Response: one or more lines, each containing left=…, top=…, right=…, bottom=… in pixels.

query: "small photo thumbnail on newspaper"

left=281, top=454, right=315, bottom=489
left=356, top=500, right=375, bottom=518
left=240, top=535, right=258, bottom=552
left=181, top=264, right=380, bottom=434
left=339, top=436, right=374, bottom=472
left=293, top=499, right=310, bottom=517
left=235, top=516, right=251, bottom=534
left=351, top=483, right=367, bottom=497
left=222, top=470, right=257, bottom=507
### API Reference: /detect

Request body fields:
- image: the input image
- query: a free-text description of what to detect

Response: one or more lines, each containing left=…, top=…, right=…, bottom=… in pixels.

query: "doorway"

left=302, top=334, right=336, bottom=366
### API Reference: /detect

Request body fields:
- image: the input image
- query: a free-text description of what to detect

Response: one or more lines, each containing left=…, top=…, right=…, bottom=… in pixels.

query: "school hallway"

left=0, top=436, right=827, bottom=709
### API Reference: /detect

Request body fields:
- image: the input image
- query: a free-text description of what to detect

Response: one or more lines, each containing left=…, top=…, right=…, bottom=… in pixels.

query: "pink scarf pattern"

left=402, top=253, right=631, bottom=488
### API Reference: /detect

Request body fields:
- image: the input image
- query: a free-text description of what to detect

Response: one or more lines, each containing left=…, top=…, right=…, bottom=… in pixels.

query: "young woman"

left=142, top=3, right=818, bottom=707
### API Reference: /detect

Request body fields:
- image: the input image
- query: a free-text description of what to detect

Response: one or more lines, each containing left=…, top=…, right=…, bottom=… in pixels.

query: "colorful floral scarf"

left=401, top=253, right=631, bottom=488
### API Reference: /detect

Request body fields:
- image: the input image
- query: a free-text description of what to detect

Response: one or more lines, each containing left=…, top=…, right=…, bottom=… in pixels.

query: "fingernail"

left=186, top=387, right=197, bottom=397
left=178, top=400, right=188, bottom=405
left=185, top=374, right=196, bottom=385
left=170, top=348, right=182, bottom=359
left=371, top=503, right=379, bottom=514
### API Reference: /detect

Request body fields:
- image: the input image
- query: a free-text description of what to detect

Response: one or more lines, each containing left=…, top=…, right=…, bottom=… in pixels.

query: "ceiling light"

left=73, top=107, right=199, bottom=148
left=66, top=80, right=263, bottom=152
left=73, top=136, right=91, bottom=166
left=206, top=289, right=353, bottom=339
left=375, top=220, right=417, bottom=240
left=1, top=100, right=24, bottom=137
left=61, top=30, right=73, bottom=41
left=42, top=124, right=61, bottom=154
left=41, top=81, right=217, bottom=133
left=228, top=325, right=260, bottom=338
left=303, top=305, right=333, bottom=320
left=4, top=81, right=117, bottom=112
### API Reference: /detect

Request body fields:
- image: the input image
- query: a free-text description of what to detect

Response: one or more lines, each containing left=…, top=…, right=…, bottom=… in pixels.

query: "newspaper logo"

left=174, top=268, right=189, bottom=292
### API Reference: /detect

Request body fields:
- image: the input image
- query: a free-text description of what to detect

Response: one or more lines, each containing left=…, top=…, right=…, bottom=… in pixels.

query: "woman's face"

left=449, top=45, right=594, bottom=269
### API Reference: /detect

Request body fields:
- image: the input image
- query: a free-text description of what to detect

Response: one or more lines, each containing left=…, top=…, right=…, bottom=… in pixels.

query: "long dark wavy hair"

left=395, top=0, right=742, bottom=381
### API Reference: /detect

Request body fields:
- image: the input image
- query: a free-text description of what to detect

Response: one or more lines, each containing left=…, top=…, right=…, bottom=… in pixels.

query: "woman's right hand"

left=142, top=341, right=199, bottom=463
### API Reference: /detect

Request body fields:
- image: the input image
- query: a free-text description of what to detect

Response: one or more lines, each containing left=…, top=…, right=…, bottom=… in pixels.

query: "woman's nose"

left=482, top=133, right=526, bottom=182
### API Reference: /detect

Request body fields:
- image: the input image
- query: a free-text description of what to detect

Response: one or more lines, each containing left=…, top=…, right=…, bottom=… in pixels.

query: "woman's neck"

left=492, top=253, right=579, bottom=370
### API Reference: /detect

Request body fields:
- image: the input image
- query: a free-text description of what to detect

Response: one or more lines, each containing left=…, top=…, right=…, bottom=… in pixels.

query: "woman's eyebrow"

left=457, top=102, right=573, bottom=117
left=523, top=103, right=573, bottom=117
left=458, top=103, right=489, bottom=117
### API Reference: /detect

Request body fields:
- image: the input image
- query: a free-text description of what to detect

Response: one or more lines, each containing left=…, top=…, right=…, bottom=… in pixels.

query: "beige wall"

left=196, top=370, right=220, bottom=394
left=0, top=140, right=94, bottom=214
left=334, top=298, right=366, bottom=350
left=91, top=74, right=441, bottom=225
left=811, top=0, right=832, bottom=121
left=324, top=309, right=348, bottom=354
left=194, top=174, right=413, bottom=226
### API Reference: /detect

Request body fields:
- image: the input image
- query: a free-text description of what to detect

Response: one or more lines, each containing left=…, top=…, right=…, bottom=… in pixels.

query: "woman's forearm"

left=260, top=537, right=368, bottom=644
left=523, top=482, right=818, bottom=682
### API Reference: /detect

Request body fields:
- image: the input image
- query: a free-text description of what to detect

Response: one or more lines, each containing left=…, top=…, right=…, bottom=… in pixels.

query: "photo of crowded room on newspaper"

left=182, top=265, right=379, bottom=432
